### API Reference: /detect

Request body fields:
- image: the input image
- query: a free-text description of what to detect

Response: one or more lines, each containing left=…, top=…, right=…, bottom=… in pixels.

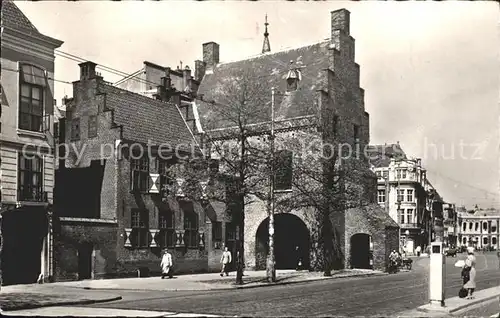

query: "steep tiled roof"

left=98, top=83, right=200, bottom=153
left=348, top=204, right=399, bottom=229
left=1, top=0, right=38, bottom=32
left=366, top=144, right=407, bottom=168
left=1, top=0, right=63, bottom=47
left=197, top=41, right=331, bottom=130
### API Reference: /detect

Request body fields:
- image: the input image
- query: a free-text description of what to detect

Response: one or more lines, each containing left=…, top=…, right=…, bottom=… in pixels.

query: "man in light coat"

left=220, top=246, right=232, bottom=277
left=161, top=249, right=173, bottom=279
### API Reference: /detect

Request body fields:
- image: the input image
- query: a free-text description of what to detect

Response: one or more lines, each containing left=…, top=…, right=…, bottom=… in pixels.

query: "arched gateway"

left=255, top=213, right=310, bottom=270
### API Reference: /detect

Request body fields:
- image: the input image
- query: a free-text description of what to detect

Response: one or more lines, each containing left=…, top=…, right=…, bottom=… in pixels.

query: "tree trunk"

left=266, top=198, right=276, bottom=282
left=235, top=213, right=244, bottom=285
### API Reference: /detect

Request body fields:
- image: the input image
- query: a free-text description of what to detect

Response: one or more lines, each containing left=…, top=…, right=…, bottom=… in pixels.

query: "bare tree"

left=276, top=125, right=372, bottom=276
left=184, top=68, right=272, bottom=285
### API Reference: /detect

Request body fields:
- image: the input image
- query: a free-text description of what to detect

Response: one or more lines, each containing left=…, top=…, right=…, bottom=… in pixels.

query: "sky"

left=15, top=1, right=500, bottom=209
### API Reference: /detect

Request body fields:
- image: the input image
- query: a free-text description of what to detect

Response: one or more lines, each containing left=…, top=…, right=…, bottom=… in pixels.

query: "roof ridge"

left=217, top=39, right=330, bottom=66
left=102, top=82, right=178, bottom=109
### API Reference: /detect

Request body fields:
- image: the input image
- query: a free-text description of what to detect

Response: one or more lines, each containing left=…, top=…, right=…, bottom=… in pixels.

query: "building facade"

left=368, top=143, right=431, bottom=255
left=53, top=62, right=229, bottom=281
left=443, top=202, right=457, bottom=248
left=192, top=9, right=399, bottom=272
left=457, top=208, right=500, bottom=250
left=0, top=0, right=63, bottom=285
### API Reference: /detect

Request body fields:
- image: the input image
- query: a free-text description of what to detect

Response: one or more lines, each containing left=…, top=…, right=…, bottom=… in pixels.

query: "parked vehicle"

left=445, top=248, right=457, bottom=257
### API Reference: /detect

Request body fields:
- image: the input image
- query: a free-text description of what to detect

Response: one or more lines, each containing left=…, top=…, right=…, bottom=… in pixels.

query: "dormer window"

left=286, top=69, right=301, bottom=92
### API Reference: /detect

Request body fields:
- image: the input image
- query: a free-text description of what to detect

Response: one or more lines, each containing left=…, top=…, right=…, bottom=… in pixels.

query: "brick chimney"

left=183, top=66, right=192, bottom=92
left=79, top=61, right=97, bottom=80
left=203, top=42, right=219, bottom=69
left=331, top=9, right=350, bottom=35
left=194, top=60, right=206, bottom=81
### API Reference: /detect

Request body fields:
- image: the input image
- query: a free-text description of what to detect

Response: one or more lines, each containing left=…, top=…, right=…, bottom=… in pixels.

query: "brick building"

left=53, top=62, right=229, bottom=281
left=190, top=9, right=399, bottom=271
left=0, top=0, right=63, bottom=285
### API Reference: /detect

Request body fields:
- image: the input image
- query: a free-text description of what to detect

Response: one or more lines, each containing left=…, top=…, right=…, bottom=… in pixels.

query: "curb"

left=68, top=271, right=387, bottom=292
left=0, top=295, right=123, bottom=312
left=417, top=293, right=500, bottom=315
left=232, top=271, right=388, bottom=290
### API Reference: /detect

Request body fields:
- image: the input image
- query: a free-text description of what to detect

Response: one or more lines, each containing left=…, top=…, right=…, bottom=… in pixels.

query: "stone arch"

left=350, top=233, right=372, bottom=269
left=255, top=213, right=310, bottom=270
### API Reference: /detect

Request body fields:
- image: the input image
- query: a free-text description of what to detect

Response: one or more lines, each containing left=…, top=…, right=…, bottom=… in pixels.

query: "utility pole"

left=266, top=87, right=276, bottom=282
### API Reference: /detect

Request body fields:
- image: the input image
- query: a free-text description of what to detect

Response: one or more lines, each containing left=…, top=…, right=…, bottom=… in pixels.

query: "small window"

left=397, top=189, right=404, bottom=203
left=131, top=157, right=150, bottom=192
left=19, top=84, right=44, bottom=132
left=131, top=209, right=149, bottom=248
left=483, top=237, right=488, bottom=245
left=71, top=118, right=80, bottom=141
left=406, top=189, right=414, bottom=202
left=333, top=115, right=339, bottom=138
left=353, top=124, right=359, bottom=144
left=493, top=237, right=497, bottom=245
left=377, top=190, right=385, bottom=204
left=462, top=222, right=466, bottom=231
left=88, top=115, right=97, bottom=138
left=398, top=210, right=405, bottom=224
left=275, top=150, right=293, bottom=191
left=212, top=221, right=222, bottom=249
left=462, top=237, right=467, bottom=244
left=18, top=153, right=43, bottom=201
left=483, top=222, right=488, bottom=231
left=383, top=171, right=388, bottom=179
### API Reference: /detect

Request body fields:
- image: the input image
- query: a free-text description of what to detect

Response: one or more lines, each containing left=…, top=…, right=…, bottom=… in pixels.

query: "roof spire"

left=262, top=14, right=271, bottom=54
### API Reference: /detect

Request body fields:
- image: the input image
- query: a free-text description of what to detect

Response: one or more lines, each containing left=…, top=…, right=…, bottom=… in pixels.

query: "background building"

left=0, top=0, right=63, bottom=285
left=457, top=207, right=500, bottom=250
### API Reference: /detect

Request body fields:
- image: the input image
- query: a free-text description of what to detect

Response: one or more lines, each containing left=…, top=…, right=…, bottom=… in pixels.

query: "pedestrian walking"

left=161, top=249, right=173, bottom=279
left=415, top=246, right=421, bottom=257
left=220, top=246, right=232, bottom=277
left=463, top=247, right=476, bottom=299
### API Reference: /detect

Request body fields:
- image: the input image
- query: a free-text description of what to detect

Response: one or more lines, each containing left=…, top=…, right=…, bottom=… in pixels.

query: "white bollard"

left=429, top=242, right=445, bottom=307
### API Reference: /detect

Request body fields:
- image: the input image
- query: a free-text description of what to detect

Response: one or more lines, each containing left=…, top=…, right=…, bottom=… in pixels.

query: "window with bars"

left=131, top=157, right=149, bottom=192
left=88, top=115, right=97, bottom=138
left=158, top=209, right=175, bottom=248
left=377, top=190, right=385, bottom=204
left=275, top=150, right=293, bottom=191
left=212, top=221, right=222, bottom=249
left=18, top=153, right=43, bottom=201
left=19, top=83, right=44, bottom=132
left=131, top=209, right=149, bottom=248
left=71, top=118, right=80, bottom=141
left=406, top=189, right=414, bottom=202
left=184, top=211, right=199, bottom=248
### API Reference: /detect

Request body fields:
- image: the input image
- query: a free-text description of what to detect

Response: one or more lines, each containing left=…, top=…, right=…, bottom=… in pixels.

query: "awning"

left=20, top=64, right=47, bottom=87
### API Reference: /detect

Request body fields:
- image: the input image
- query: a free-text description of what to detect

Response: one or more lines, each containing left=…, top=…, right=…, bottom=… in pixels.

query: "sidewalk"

left=49, top=268, right=386, bottom=291
left=397, top=286, right=500, bottom=317
left=0, top=284, right=122, bottom=312
left=5, top=306, right=222, bottom=317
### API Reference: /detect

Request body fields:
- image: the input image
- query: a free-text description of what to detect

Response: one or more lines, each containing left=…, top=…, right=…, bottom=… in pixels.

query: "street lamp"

left=266, top=87, right=276, bottom=283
